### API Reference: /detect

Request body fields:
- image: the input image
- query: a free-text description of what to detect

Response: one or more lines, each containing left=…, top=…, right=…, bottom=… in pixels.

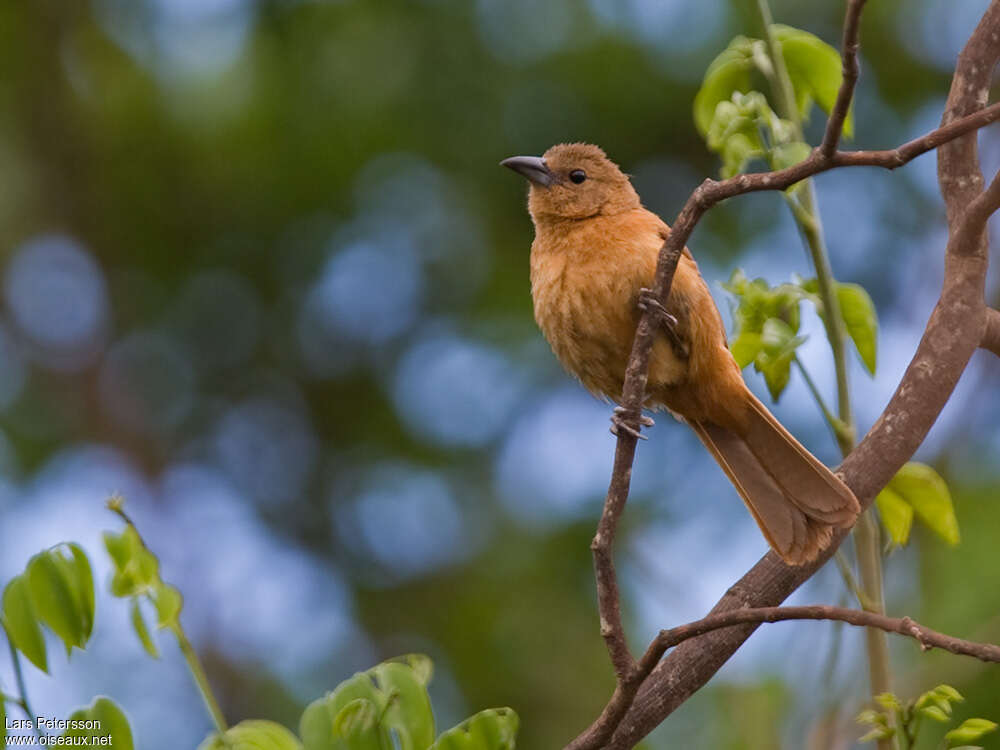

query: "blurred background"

left=0, top=0, right=998, bottom=747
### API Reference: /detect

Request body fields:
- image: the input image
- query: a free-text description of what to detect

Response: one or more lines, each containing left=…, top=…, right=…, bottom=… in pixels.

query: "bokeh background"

left=0, top=0, right=998, bottom=748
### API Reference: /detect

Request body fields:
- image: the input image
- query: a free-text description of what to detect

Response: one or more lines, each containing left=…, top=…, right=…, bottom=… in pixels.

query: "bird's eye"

left=569, top=169, right=587, bottom=184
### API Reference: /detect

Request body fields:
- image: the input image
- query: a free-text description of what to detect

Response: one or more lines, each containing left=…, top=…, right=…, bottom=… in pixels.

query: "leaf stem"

left=751, top=2, right=892, bottom=746
left=173, top=624, right=228, bottom=734
left=4, top=629, right=44, bottom=739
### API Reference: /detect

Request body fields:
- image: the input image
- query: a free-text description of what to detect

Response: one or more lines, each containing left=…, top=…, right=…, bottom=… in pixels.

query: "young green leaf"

left=153, top=582, right=183, bottom=629
left=198, top=720, right=302, bottom=750
left=64, top=696, right=135, bottom=750
left=945, top=718, right=999, bottom=748
left=2, top=575, right=48, bottom=672
left=755, top=318, right=807, bottom=400
left=331, top=699, right=383, bottom=750
left=300, top=672, right=392, bottom=750
left=771, top=24, right=853, bottom=136
left=771, top=141, right=812, bottom=170
left=430, top=708, right=520, bottom=750
left=27, top=550, right=88, bottom=653
left=730, top=331, right=764, bottom=369
left=888, top=463, right=959, bottom=545
left=694, top=39, right=755, bottom=135
left=919, top=704, right=951, bottom=723
left=104, top=527, right=161, bottom=598
left=130, top=599, right=159, bottom=659
left=837, top=283, right=878, bottom=375
left=874, top=487, right=914, bottom=548
left=372, top=661, right=435, bottom=750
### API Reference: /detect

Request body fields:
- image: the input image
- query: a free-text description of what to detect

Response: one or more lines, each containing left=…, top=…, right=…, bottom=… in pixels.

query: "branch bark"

left=984, top=307, right=1000, bottom=357
left=568, top=1, right=1000, bottom=747
left=643, top=606, right=1000, bottom=666
left=571, top=605, right=1000, bottom=750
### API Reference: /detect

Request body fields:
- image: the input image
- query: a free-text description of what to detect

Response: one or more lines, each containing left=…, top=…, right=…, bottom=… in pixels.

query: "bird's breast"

left=529, top=232, right=687, bottom=401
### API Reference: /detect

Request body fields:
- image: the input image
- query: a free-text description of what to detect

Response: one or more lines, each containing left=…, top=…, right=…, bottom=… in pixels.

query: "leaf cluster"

left=857, top=685, right=997, bottom=749
left=723, top=269, right=877, bottom=400
left=694, top=26, right=851, bottom=179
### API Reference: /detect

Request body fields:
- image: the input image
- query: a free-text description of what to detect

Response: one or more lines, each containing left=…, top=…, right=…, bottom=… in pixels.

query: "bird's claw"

left=638, top=287, right=689, bottom=358
left=610, top=406, right=654, bottom=440
left=637, top=288, right=678, bottom=328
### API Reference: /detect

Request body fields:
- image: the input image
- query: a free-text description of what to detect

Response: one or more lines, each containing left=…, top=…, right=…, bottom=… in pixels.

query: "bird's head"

left=501, top=143, right=640, bottom=224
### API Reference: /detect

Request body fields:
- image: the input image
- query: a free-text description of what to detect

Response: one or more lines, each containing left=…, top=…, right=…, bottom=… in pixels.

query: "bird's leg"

left=637, top=287, right=689, bottom=358
left=610, top=405, right=654, bottom=440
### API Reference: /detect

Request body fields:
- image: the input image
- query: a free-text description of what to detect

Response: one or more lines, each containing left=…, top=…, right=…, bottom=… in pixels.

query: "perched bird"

left=502, top=143, right=859, bottom=565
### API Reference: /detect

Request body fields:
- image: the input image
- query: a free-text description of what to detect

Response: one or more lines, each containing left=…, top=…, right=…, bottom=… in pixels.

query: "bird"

left=501, top=142, right=859, bottom=565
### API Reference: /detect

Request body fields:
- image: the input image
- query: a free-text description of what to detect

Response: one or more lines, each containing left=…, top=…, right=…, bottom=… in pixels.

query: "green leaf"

left=27, top=550, right=88, bottom=653
left=798, top=279, right=878, bottom=375
left=771, top=141, right=811, bottom=170
left=874, top=693, right=902, bottom=712
left=837, top=283, right=878, bottom=375
left=694, top=39, right=754, bottom=135
left=920, top=704, right=951, bottom=722
left=754, top=318, right=807, bottom=400
left=154, top=582, right=183, bottom=629
left=64, top=696, right=135, bottom=750
left=331, top=700, right=384, bottom=750
left=131, top=599, right=159, bottom=659
left=946, top=718, right=998, bottom=747
left=430, top=708, right=520, bottom=750
left=300, top=673, right=392, bottom=750
left=372, top=661, right=435, bottom=750
left=858, top=726, right=895, bottom=743
left=875, top=488, right=913, bottom=548
left=888, top=463, right=959, bottom=545
left=721, top=132, right=764, bottom=178
left=66, top=544, right=95, bottom=642
left=772, top=24, right=853, bottom=136
left=2, top=575, right=47, bottom=672
left=105, top=527, right=161, bottom=598
left=397, top=654, right=433, bottom=686
left=198, top=720, right=302, bottom=750
left=856, top=709, right=887, bottom=726
left=730, top=331, right=764, bottom=368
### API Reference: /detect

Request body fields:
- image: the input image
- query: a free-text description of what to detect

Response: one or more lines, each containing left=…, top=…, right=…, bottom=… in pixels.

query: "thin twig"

left=642, top=607, right=1000, bottom=666
left=821, top=0, right=867, bottom=157
left=5, top=632, right=44, bottom=739
left=983, top=307, right=1000, bottom=357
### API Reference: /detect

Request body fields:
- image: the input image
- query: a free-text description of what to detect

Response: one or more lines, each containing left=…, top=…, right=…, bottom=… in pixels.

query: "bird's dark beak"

left=501, top=155, right=554, bottom=187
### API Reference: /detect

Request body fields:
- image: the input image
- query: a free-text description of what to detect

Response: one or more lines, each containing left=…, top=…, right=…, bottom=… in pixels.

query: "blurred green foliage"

left=0, top=0, right=997, bottom=749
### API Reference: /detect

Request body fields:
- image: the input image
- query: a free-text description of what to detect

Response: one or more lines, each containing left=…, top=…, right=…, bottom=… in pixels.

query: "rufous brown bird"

left=502, top=143, right=859, bottom=565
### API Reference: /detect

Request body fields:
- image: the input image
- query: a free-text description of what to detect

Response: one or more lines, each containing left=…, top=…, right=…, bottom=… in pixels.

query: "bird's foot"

left=637, top=287, right=689, bottom=358
left=637, top=288, right=677, bottom=327
left=610, top=406, right=654, bottom=440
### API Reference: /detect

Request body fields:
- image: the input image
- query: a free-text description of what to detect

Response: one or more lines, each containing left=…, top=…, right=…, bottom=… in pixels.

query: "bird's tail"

left=689, top=392, right=859, bottom=565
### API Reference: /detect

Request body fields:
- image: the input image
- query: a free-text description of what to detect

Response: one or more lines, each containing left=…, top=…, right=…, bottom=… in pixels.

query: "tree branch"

left=571, top=603, right=1000, bottom=750
left=569, top=1, right=1000, bottom=747
left=983, top=307, right=1000, bottom=357
left=820, top=0, right=866, bottom=157
left=643, top=606, right=1000, bottom=667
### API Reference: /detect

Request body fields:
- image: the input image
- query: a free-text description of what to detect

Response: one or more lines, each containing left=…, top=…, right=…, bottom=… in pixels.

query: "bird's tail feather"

left=689, top=395, right=859, bottom=565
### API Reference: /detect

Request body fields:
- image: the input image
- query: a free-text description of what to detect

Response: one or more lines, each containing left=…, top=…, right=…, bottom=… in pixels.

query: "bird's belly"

left=536, top=294, right=687, bottom=402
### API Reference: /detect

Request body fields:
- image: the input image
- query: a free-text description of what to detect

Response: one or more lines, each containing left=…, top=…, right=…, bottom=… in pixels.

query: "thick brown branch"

left=820, top=0, right=867, bottom=156
left=570, top=604, right=1000, bottom=750
left=570, top=0, right=1000, bottom=747
left=984, top=308, right=1000, bottom=357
